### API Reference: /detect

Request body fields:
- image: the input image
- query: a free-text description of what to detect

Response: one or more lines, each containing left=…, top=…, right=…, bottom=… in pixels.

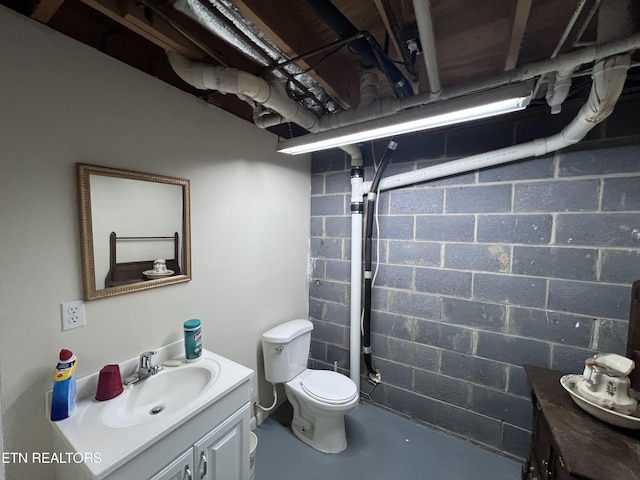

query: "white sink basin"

left=103, top=361, right=219, bottom=428
left=49, top=348, right=253, bottom=479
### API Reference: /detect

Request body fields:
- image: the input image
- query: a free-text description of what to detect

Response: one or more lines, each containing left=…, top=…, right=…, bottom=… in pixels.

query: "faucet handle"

left=139, top=350, right=157, bottom=369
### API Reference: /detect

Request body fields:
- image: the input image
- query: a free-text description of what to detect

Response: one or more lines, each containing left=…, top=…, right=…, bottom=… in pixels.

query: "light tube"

left=277, top=84, right=532, bottom=155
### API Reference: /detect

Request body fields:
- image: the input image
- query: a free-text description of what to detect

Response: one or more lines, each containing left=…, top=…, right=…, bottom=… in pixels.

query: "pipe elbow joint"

left=167, top=52, right=206, bottom=89
left=237, top=71, right=271, bottom=103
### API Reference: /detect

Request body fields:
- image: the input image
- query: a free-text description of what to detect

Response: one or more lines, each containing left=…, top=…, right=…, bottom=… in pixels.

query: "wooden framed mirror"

left=77, top=163, right=191, bottom=300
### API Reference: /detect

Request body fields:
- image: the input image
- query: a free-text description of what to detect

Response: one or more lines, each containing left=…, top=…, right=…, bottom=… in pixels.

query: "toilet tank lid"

left=262, top=319, right=313, bottom=343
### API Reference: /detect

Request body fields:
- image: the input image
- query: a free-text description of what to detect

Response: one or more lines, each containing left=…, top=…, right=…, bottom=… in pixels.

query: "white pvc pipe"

left=545, top=67, right=576, bottom=114
left=349, top=208, right=363, bottom=392
left=315, top=33, right=640, bottom=134
left=167, top=52, right=320, bottom=131
left=412, top=0, right=442, bottom=96
left=362, top=55, right=629, bottom=194
left=398, top=33, right=640, bottom=111
left=167, top=51, right=363, bottom=163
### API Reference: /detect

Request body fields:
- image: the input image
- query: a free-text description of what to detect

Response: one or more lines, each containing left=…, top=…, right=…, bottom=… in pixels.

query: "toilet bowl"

left=285, top=369, right=358, bottom=453
left=261, top=319, right=359, bottom=453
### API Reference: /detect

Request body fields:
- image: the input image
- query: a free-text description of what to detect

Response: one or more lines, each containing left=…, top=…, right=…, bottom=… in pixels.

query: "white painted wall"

left=0, top=7, right=310, bottom=479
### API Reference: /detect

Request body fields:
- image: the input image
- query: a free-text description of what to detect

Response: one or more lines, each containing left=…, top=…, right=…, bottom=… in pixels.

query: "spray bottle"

left=50, top=349, right=78, bottom=421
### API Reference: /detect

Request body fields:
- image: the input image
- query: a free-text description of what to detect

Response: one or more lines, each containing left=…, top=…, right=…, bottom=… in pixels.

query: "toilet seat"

left=301, top=370, right=358, bottom=405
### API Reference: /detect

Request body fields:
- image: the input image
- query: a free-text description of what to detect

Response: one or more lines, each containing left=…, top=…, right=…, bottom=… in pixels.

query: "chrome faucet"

left=124, top=351, right=163, bottom=385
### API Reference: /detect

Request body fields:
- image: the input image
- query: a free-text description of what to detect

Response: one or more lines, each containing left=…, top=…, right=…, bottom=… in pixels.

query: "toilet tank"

left=262, top=319, right=313, bottom=383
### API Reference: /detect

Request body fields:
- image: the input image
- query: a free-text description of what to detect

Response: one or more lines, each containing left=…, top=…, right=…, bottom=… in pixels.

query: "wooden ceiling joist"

left=31, top=0, right=66, bottom=23
left=504, top=0, right=533, bottom=71
left=78, top=0, right=205, bottom=59
left=232, top=0, right=354, bottom=109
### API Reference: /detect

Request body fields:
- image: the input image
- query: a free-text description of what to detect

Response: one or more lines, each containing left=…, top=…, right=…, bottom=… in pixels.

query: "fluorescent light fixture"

left=277, top=82, right=532, bottom=155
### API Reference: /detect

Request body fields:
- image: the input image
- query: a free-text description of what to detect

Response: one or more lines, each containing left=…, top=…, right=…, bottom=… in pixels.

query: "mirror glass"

left=77, top=164, right=191, bottom=300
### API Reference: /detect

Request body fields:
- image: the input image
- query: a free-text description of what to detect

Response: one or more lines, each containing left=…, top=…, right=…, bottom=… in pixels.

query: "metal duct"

left=174, top=0, right=337, bottom=115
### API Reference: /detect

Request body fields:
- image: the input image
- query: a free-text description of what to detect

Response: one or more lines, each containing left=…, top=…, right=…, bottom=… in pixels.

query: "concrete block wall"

left=308, top=99, right=640, bottom=461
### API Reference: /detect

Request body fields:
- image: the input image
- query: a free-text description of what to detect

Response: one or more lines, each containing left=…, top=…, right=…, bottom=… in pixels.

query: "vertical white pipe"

left=350, top=173, right=364, bottom=393
left=412, top=0, right=442, bottom=96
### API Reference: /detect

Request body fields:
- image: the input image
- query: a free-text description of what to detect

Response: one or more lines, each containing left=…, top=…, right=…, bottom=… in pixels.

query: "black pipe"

left=302, top=0, right=413, bottom=98
left=362, top=140, right=397, bottom=381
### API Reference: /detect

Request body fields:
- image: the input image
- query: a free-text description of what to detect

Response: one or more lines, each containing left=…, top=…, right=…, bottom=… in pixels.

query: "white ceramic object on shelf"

left=143, top=269, right=174, bottom=279
left=577, top=353, right=637, bottom=415
left=560, top=374, right=640, bottom=429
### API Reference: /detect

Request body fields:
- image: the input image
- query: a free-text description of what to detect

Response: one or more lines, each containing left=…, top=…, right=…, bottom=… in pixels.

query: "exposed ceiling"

left=6, top=0, right=640, bottom=141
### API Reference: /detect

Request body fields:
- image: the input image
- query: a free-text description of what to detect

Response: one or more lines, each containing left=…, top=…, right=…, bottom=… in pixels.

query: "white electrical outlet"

left=61, top=300, right=86, bottom=330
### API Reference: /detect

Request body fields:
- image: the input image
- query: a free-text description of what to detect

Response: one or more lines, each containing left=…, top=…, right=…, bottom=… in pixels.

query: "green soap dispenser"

left=50, top=349, right=78, bottom=421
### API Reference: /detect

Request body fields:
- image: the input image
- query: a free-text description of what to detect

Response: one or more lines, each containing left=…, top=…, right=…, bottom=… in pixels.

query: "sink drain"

left=150, top=405, right=165, bottom=415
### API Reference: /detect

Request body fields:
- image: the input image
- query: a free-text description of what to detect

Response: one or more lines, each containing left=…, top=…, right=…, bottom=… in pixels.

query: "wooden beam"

left=232, top=0, right=353, bottom=108
left=79, top=0, right=205, bottom=59
left=504, top=0, right=532, bottom=71
left=31, top=0, right=66, bottom=23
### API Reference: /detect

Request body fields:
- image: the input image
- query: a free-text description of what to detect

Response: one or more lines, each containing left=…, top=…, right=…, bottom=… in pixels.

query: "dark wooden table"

left=523, top=364, right=640, bottom=480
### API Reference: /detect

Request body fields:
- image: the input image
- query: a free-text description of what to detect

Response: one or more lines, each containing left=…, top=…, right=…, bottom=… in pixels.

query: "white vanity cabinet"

left=149, top=449, right=192, bottom=480
left=51, top=348, right=254, bottom=480
left=150, top=403, right=250, bottom=480
left=104, top=382, right=251, bottom=480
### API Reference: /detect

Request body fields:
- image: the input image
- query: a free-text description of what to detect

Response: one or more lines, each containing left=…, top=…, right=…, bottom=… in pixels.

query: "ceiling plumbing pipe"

left=167, top=51, right=363, bottom=164
left=313, top=32, right=640, bottom=133
left=412, top=0, right=442, bottom=97
left=399, top=33, right=639, bottom=109
left=360, top=54, right=629, bottom=194
left=168, top=52, right=320, bottom=130
left=362, top=140, right=397, bottom=385
left=546, top=66, right=577, bottom=114
left=168, top=31, right=639, bottom=156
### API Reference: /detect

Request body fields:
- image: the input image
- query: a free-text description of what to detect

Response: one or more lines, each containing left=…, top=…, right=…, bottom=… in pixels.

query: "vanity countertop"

left=49, top=348, right=253, bottom=478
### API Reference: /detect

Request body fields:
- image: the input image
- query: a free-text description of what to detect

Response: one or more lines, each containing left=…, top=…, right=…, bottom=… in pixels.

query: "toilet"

left=261, top=319, right=358, bottom=453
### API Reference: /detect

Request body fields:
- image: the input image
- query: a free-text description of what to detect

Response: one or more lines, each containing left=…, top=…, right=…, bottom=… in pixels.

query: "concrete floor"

left=253, top=401, right=521, bottom=479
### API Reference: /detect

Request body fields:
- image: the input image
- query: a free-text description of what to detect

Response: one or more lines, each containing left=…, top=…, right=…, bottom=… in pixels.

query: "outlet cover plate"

left=61, top=300, right=86, bottom=330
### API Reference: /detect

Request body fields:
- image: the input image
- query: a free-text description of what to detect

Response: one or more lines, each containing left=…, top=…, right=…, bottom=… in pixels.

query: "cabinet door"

left=149, top=449, right=194, bottom=480
left=194, top=403, right=250, bottom=480
left=530, top=395, right=554, bottom=480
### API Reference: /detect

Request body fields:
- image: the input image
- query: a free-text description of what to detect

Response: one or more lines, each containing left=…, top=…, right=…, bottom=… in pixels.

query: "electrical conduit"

left=362, top=140, right=397, bottom=383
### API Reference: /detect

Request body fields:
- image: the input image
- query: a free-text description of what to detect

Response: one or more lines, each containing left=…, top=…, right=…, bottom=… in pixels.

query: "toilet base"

left=282, top=369, right=359, bottom=454
left=290, top=409, right=347, bottom=454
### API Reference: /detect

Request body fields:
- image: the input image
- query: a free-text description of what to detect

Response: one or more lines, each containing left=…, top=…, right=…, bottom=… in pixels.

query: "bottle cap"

left=59, top=349, right=73, bottom=361
left=184, top=319, right=201, bottom=330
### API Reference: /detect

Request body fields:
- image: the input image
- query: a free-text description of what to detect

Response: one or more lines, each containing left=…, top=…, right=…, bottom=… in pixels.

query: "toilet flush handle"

left=275, top=345, right=284, bottom=352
